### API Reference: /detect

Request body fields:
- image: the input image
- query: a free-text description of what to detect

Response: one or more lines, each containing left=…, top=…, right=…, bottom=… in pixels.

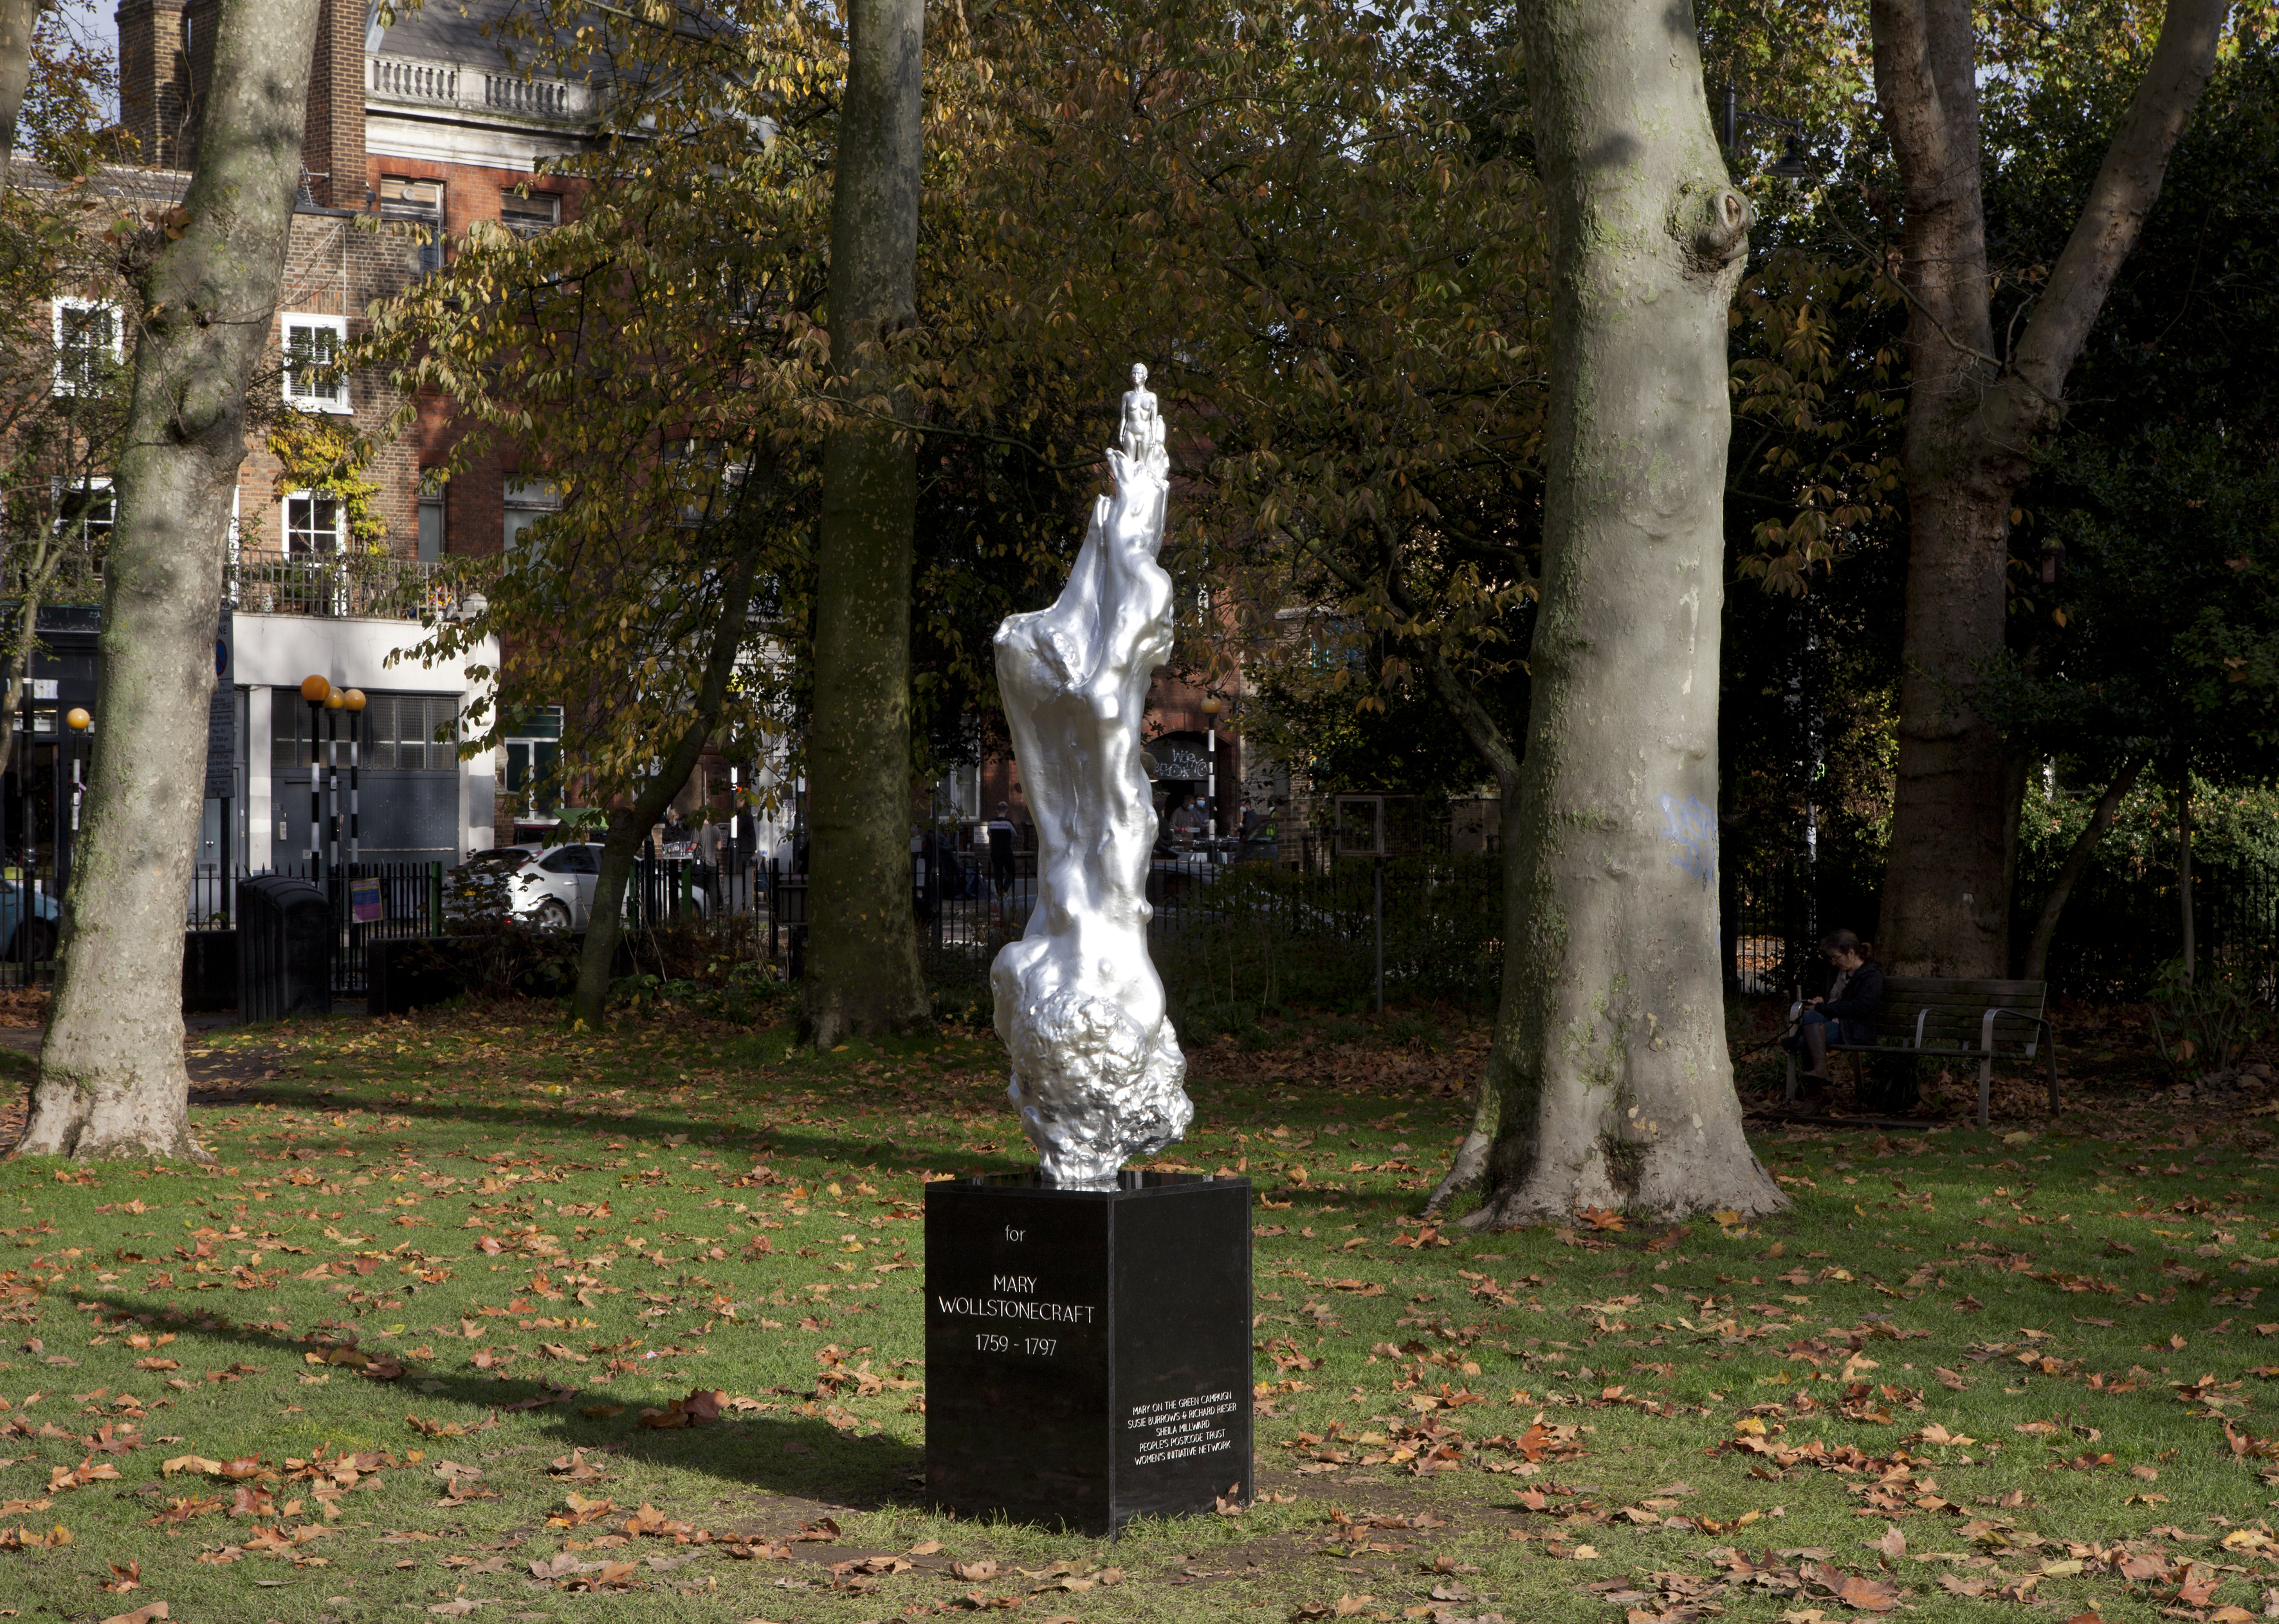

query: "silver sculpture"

left=990, top=365, right=1191, bottom=1187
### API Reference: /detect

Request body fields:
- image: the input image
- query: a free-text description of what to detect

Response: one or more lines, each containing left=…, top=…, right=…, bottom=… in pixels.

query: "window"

left=504, top=477, right=561, bottom=551
left=271, top=688, right=324, bottom=775
left=504, top=740, right=564, bottom=810
left=538, top=844, right=598, bottom=874
left=407, top=695, right=458, bottom=770
left=500, top=188, right=560, bottom=234
left=53, top=299, right=122, bottom=396
left=283, top=490, right=343, bottom=555
left=504, top=706, right=563, bottom=813
left=279, top=690, right=456, bottom=773
left=281, top=314, right=350, bottom=413
left=1308, top=618, right=1366, bottom=673
left=363, top=693, right=457, bottom=771
left=54, top=477, right=112, bottom=552
left=417, top=468, right=445, bottom=563
left=381, top=177, right=444, bottom=273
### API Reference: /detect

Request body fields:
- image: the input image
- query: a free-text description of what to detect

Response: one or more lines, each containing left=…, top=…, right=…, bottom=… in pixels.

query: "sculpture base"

left=922, top=1171, right=1252, bottom=1536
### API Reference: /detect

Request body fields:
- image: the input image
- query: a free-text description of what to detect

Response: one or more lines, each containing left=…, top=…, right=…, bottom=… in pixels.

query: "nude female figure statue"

left=1117, top=363, right=1166, bottom=471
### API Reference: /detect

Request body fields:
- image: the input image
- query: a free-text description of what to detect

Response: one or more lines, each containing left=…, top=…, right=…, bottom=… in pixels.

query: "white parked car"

left=441, top=843, right=544, bottom=923
left=509, top=843, right=710, bottom=930
left=510, top=843, right=602, bottom=930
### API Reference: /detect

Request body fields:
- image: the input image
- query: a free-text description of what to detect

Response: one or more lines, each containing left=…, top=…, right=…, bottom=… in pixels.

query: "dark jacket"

left=1820, top=960, right=1885, bottom=1025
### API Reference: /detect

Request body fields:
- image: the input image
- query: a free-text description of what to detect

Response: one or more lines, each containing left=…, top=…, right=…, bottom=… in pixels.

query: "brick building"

left=88, top=0, right=609, bottom=873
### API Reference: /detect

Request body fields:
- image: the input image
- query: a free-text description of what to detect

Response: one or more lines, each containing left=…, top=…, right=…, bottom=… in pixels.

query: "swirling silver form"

left=989, top=396, right=1190, bottom=1188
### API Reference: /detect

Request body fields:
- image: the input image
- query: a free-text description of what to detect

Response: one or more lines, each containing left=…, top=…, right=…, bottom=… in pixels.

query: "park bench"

left=1784, top=976, right=2060, bottom=1129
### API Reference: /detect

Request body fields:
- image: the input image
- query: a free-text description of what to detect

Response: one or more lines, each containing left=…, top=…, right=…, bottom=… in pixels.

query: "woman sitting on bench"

left=1797, top=929, right=1883, bottom=1082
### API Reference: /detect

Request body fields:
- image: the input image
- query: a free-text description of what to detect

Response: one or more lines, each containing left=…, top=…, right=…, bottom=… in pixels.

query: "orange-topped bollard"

left=342, top=693, right=366, bottom=864
left=301, top=677, right=329, bottom=876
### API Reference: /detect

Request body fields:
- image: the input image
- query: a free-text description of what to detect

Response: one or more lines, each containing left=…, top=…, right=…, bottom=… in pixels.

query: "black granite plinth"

left=923, top=1170, right=1252, bottom=1536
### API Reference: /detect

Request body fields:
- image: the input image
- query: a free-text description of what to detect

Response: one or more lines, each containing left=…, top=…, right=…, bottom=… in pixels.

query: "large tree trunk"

left=20, top=0, right=322, bottom=1160
left=803, top=0, right=928, bottom=1048
left=0, top=0, right=35, bottom=196
left=1464, top=0, right=1782, bottom=1227
left=1871, top=0, right=2228, bottom=976
left=2020, top=756, right=2143, bottom=982
left=569, top=539, right=764, bottom=1029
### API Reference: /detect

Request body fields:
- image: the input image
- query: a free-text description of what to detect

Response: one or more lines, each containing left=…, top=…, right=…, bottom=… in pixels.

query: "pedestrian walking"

left=987, top=801, right=1018, bottom=922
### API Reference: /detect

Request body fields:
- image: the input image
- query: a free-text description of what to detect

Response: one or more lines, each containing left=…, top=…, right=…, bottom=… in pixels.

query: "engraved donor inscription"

left=1126, top=1390, right=1239, bottom=1466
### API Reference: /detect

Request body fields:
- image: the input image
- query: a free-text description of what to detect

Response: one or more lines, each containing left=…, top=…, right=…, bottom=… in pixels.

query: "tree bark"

left=803, top=0, right=928, bottom=1048
left=0, top=0, right=35, bottom=196
left=1871, top=0, right=2228, bottom=976
left=2020, top=756, right=2143, bottom=982
left=568, top=538, right=764, bottom=1029
left=20, top=0, right=322, bottom=1160
left=1465, top=0, right=1782, bottom=1226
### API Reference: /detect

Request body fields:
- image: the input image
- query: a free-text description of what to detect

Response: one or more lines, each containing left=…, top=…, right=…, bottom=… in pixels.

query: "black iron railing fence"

left=888, top=846, right=1505, bottom=1021
left=1719, top=844, right=2279, bottom=1005
left=6, top=819, right=2268, bottom=1014
left=181, top=855, right=754, bottom=998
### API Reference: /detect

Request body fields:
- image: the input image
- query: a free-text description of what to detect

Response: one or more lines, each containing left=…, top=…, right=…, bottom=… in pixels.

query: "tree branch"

left=2009, top=0, right=2229, bottom=406
left=1868, top=0, right=1977, bottom=228
left=2021, top=755, right=2146, bottom=981
left=1417, top=643, right=1520, bottom=790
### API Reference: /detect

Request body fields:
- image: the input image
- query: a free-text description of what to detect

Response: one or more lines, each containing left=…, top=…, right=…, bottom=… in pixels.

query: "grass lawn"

left=0, top=1001, right=2269, bottom=1624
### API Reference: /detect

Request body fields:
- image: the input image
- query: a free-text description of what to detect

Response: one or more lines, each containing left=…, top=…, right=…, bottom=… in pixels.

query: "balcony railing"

left=371, top=57, right=458, bottom=104
left=229, top=549, right=460, bottom=621
left=369, top=52, right=594, bottom=123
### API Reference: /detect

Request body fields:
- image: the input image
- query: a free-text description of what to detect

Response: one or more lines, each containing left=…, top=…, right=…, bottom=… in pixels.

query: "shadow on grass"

left=189, top=1017, right=1011, bottom=1160
left=183, top=1068, right=1460, bottom=1193
left=183, top=1079, right=1027, bottom=1183
left=46, top=1286, right=928, bottom=1509
left=170, top=1083, right=1448, bottom=1236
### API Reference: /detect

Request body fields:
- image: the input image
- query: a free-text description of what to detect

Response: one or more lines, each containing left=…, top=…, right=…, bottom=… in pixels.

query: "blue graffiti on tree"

left=1659, top=793, right=1716, bottom=888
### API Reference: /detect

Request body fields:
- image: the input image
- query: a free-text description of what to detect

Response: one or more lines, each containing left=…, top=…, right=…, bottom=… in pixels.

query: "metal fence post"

left=1373, top=853, right=1384, bottom=1014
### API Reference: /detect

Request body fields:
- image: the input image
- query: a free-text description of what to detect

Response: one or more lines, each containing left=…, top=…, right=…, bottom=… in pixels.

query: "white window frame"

left=53, top=298, right=122, bottom=397
left=280, top=313, right=351, bottom=414
left=282, top=488, right=347, bottom=556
